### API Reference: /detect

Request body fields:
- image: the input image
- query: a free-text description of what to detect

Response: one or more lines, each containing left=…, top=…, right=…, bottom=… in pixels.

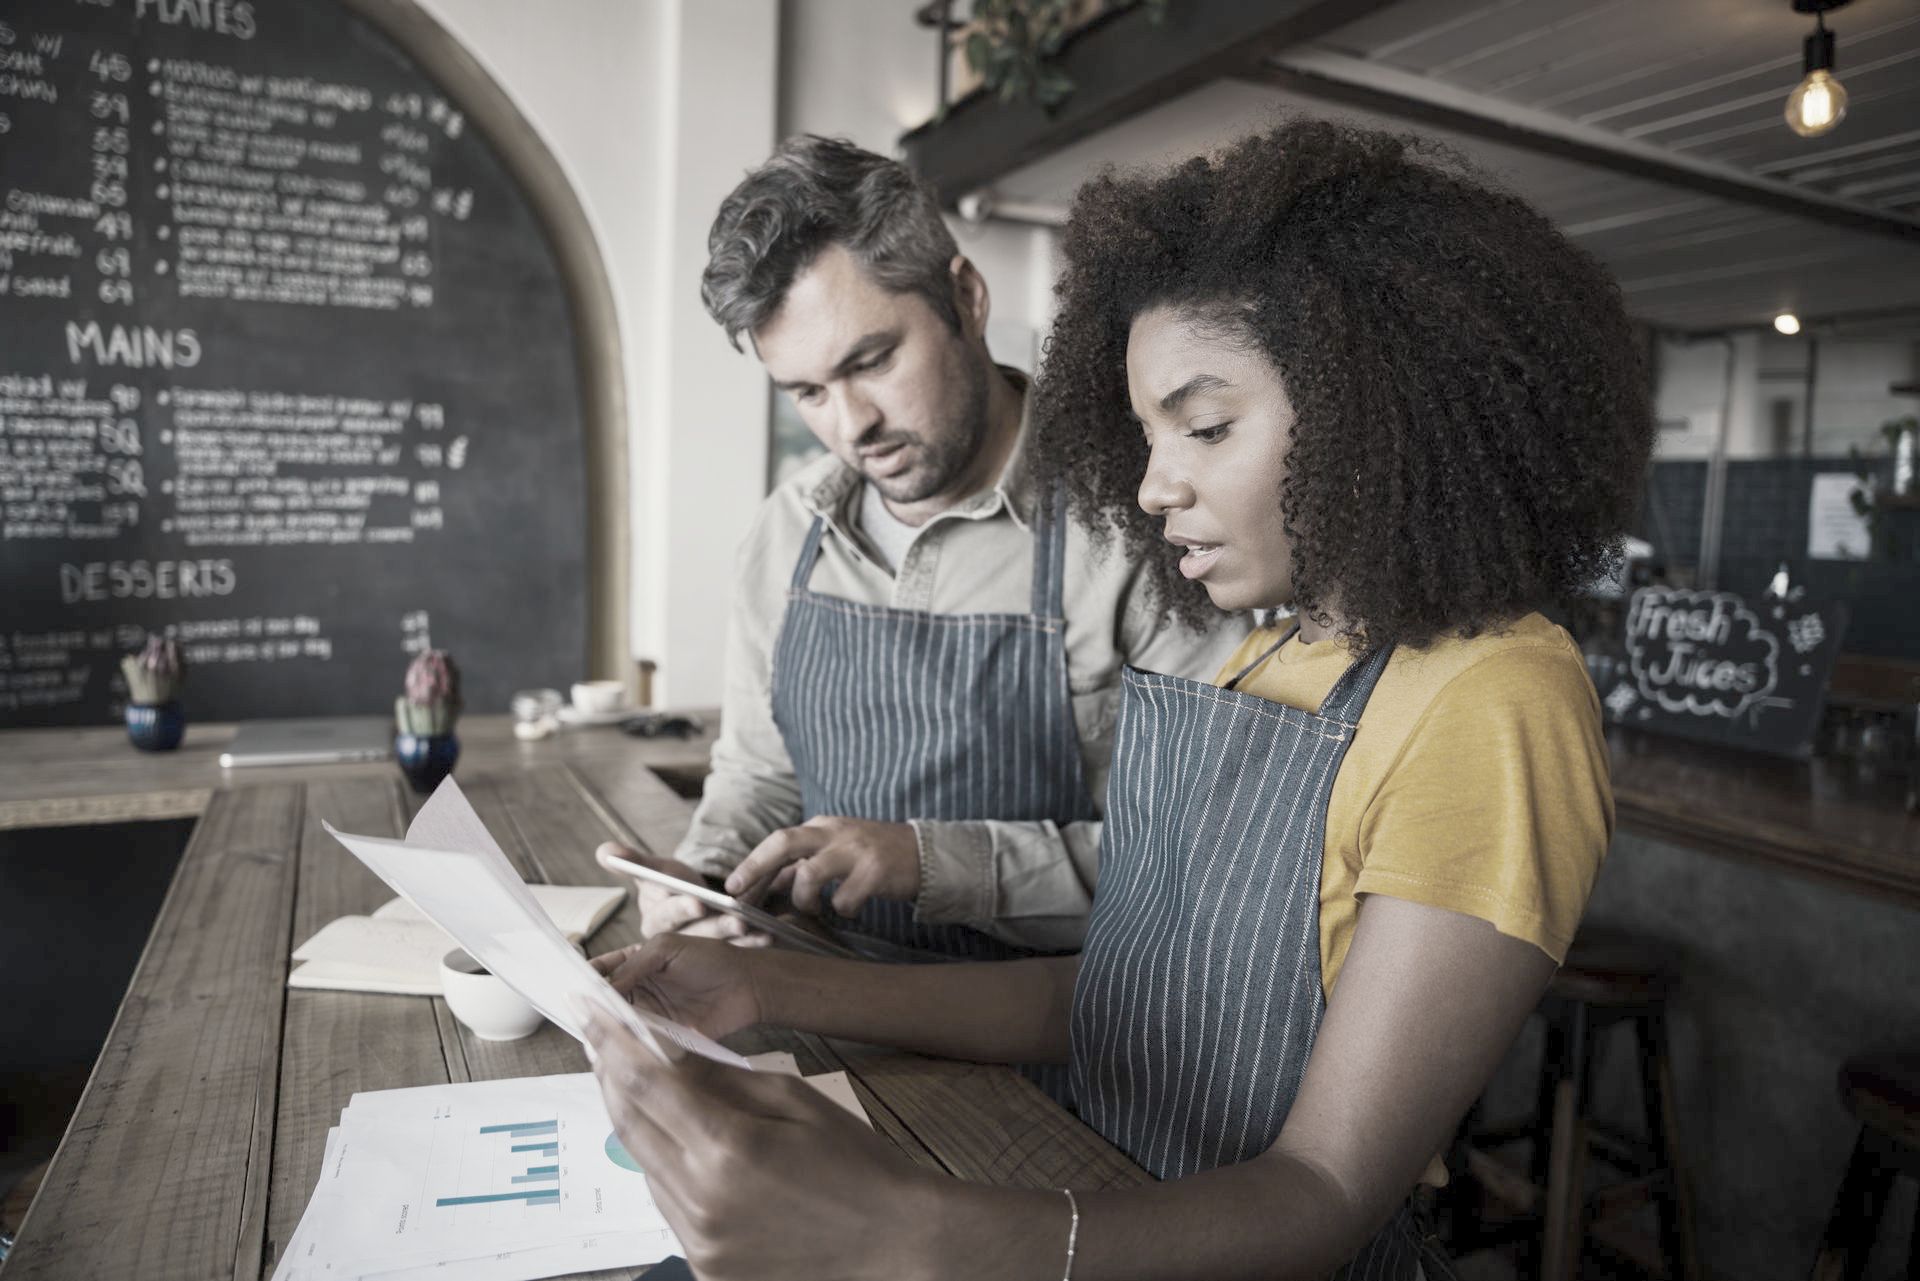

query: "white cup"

left=439, top=949, right=544, bottom=1041
left=570, top=679, right=626, bottom=714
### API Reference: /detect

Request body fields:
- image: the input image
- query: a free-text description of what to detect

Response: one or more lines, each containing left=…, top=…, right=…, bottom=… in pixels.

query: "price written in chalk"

left=2, top=0, right=589, bottom=726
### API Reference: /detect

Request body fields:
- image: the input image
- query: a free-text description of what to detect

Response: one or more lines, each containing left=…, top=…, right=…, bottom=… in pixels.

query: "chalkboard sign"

left=0, top=0, right=589, bottom=726
left=1598, top=586, right=1847, bottom=759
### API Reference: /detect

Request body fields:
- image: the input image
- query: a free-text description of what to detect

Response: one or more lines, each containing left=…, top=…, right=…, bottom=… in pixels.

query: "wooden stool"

left=1810, top=1051, right=1920, bottom=1281
left=1449, top=931, right=1701, bottom=1281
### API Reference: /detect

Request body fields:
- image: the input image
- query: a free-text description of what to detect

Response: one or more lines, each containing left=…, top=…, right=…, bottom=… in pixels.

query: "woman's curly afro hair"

left=1028, top=118, right=1653, bottom=652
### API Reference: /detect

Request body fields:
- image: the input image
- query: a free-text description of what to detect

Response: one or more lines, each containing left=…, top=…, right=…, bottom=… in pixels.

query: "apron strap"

left=1221, top=622, right=1395, bottom=723
left=1317, top=641, right=1396, bottom=723
left=789, top=515, right=829, bottom=592
left=1029, top=486, right=1070, bottom=620
left=1221, top=623, right=1299, bottom=691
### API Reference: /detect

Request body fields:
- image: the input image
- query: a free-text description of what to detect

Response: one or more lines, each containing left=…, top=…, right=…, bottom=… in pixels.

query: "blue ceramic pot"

left=125, top=701, right=186, bottom=751
left=395, top=731, right=459, bottom=794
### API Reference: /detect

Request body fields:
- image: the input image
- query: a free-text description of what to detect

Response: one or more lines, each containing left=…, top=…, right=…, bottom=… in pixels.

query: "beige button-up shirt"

left=676, top=384, right=1247, bottom=951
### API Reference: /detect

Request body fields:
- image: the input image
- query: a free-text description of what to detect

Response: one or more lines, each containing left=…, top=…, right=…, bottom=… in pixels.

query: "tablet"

left=594, top=847, right=858, bottom=959
left=219, top=716, right=391, bottom=768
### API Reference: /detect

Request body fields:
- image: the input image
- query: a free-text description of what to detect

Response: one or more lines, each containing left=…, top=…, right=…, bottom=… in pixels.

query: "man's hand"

left=597, top=842, right=767, bottom=945
left=722, top=817, right=919, bottom=918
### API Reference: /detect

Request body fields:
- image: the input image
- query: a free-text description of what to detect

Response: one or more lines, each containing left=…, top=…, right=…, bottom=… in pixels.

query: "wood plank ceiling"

left=986, top=0, right=1920, bottom=334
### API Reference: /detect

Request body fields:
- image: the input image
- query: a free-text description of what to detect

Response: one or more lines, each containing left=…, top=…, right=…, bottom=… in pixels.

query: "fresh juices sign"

left=1625, top=591, right=1778, bottom=718
left=1601, top=587, right=1844, bottom=758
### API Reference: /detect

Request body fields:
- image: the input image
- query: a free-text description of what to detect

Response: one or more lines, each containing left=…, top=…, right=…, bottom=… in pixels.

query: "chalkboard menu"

left=1, top=0, right=589, bottom=727
left=1598, top=586, right=1847, bottom=759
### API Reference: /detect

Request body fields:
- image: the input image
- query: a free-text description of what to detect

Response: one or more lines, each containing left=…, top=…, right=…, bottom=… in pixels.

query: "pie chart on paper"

left=605, top=1130, right=643, bottom=1173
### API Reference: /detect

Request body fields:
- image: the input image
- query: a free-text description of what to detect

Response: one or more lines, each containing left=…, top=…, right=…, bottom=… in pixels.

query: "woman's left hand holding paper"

left=581, top=1011, right=939, bottom=1281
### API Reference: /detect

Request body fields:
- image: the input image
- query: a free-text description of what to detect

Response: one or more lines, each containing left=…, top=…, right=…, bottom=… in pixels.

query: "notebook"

left=289, top=884, right=625, bottom=996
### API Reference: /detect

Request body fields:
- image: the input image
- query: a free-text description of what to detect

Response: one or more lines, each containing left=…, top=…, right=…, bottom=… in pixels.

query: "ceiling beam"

left=898, top=0, right=1400, bottom=206
left=1248, top=48, right=1920, bottom=247
left=1673, top=303, right=1920, bottom=340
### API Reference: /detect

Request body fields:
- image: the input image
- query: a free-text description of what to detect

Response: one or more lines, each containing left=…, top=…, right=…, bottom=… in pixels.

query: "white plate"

left=555, top=704, right=635, bottom=727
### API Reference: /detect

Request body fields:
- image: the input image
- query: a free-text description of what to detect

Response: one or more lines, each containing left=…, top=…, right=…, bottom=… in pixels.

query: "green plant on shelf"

left=962, top=0, right=1169, bottom=111
left=120, top=634, right=186, bottom=706
left=396, top=648, right=463, bottom=737
left=1848, top=414, right=1920, bottom=552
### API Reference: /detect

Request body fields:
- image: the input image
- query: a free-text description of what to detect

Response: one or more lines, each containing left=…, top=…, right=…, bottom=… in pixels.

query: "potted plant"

left=121, top=635, right=187, bottom=751
left=940, top=0, right=1169, bottom=112
left=1848, top=415, right=1919, bottom=562
left=394, top=649, right=463, bottom=793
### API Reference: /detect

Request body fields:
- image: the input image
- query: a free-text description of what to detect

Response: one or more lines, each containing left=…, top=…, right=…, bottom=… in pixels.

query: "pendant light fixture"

left=1784, top=0, right=1853, bottom=138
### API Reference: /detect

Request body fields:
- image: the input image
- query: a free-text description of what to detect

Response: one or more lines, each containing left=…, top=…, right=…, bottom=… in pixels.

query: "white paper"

left=741, top=1052, right=868, bottom=1125
left=801, top=1070, right=866, bottom=1123
left=1809, top=472, right=1872, bottom=560
left=322, top=777, right=745, bottom=1068
left=271, top=1066, right=869, bottom=1281
left=270, top=1125, right=341, bottom=1281
left=274, top=1074, right=679, bottom=1281
left=374, top=884, right=624, bottom=941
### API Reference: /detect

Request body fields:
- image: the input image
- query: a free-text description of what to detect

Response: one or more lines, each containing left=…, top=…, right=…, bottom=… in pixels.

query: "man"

left=601, top=135, right=1241, bottom=957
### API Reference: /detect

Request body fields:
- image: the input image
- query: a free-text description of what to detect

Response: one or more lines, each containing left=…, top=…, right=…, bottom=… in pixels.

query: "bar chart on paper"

left=272, top=1075, right=680, bottom=1281
left=434, top=1118, right=565, bottom=1210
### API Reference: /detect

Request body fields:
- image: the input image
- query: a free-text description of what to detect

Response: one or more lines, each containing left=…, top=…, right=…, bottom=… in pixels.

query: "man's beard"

left=863, top=365, right=992, bottom=504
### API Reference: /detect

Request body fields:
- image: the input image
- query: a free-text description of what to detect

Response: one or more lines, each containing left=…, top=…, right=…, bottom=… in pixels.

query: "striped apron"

left=1070, top=632, right=1452, bottom=1279
left=768, top=491, right=1096, bottom=961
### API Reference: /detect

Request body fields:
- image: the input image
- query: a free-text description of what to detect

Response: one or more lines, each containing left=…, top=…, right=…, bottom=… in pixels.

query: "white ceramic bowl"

left=570, top=679, right=626, bottom=715
left=439, top=949, right=545, bottom=1041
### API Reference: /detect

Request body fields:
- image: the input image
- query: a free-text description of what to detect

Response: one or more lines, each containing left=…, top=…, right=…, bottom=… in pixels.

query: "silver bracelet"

left=1059, top=1188, right=1080, bottom=1281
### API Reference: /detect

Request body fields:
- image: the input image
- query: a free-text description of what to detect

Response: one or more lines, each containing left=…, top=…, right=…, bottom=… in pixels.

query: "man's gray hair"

left=702, top=135, right=963, bottom=351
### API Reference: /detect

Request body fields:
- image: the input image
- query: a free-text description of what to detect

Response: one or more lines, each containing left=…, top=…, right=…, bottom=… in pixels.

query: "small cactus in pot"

left=394, top=649, right=462, bottom=792
left=121, top=635, right=187, bottom=751
left=395, top=649, right=462, bottom=736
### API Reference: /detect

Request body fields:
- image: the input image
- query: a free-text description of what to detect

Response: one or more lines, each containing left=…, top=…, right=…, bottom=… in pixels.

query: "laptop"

left=218, top=717, right=393, bottom=768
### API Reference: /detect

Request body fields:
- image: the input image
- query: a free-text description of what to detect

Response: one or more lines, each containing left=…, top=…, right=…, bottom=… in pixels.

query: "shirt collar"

left=802, top=365, right=1036, bottom=534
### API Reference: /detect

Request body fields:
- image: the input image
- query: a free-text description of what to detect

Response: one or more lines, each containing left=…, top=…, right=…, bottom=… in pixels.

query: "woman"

left=581, top=119, right=1650, bottom=1280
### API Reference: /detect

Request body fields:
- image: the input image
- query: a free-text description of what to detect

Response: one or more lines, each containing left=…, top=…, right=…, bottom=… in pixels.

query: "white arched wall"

left=411, top=0, right=778, bottom=707
left=416, top=0, right=1065, bottom=707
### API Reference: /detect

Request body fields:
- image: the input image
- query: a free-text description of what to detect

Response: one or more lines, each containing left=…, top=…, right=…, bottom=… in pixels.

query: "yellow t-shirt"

left=1215, top=611, right=1612, bottom=1002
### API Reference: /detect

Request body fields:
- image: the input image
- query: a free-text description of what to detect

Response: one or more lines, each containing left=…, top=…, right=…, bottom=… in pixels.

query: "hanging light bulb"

left=1784, top=1, right=1851, bottom=138
left=1774, top=313, right=1802, bottom=335
left=1785, top=69, right=1846, bottom=135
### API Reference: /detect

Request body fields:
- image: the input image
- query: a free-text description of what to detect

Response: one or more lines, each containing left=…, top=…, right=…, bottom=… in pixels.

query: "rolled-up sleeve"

left=911, top=817, right=1103, bottom=952
left=674, top=506, right=805, bottom=880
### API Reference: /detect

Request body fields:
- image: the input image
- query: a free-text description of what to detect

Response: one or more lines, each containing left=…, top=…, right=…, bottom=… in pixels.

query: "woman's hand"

left=722, top=816, right=920, bottom=917
left=583, top=1012, right=941, bottom=1281
left=589, top=934, right=766, bottom=1042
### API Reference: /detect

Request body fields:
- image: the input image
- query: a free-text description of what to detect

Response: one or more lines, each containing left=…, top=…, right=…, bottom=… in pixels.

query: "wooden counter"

left=0, top=713, right=718, bottom=832
left=1609, top=728, right=1919, bottom=909
left=1, top=753, right=1146, bottom=1280
left=2, top=710, right=1913, bottom=1278
left=3, top=712, right=1914, bottom=905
